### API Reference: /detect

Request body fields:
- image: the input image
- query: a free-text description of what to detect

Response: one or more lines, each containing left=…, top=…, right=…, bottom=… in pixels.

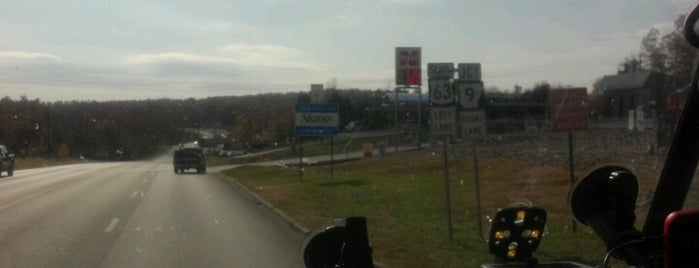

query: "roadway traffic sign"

left=428, top=63, right=454, bottom=78
left=549, top=88, right=589, bottom=133
left=457, top=82, right=483, bottom=109
left=458, top=63, right=481, bottom=81
left=459, top=110, right=486, bottom=139
left=429, top=78, right=455, bottom=106
left=294, top=104, right=340, bottom=136
left=430, top=106, right=457, bottom=136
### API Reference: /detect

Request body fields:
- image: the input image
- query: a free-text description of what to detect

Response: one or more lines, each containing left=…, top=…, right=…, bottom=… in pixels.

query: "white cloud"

left=219, top=43, right=323, bottom=70
left=380, top=0, right=440, bottom=5
left=124, top=52, right=232, bottom=65
left=0, top=51, right=63, bottom=62
left=123, top=43, right=322, bottom=71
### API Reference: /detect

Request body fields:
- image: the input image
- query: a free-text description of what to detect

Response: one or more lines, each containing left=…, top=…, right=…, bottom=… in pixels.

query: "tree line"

left=0, top=89, right=389, bottom=160
left=618, top=14, right=697, bottom=86
left=0, top=84, right=569, bottom=161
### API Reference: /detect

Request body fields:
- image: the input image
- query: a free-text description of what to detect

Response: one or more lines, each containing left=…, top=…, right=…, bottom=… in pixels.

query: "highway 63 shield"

left=429, top=78, right=455, bottom=106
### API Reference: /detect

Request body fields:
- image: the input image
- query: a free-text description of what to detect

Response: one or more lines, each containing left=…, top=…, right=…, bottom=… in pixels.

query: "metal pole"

left=444, top=138, right=453, bottom=242
left=568, top=132, right=576, bottom=232
left=418, top=87, right=422, bottom=149
left=331, top=136, right=335, bottom=180
left=299, top=137, right=304, bottom=182
left=395, top=87, right=399, bottom=153
left=473, top=142, right=484, bottom=240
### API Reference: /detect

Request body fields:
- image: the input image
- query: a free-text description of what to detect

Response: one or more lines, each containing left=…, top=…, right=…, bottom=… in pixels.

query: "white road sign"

left=429, top=78, right=455, bottom=106
left=459, top=110, right=486, bottom=139
left=457, top=82, right=483, bottom=109
left=430, top=107, right=457, bottom=136
left=427, top=63, right=454, bottom=78
left=458, top=63, right=481, bottom=81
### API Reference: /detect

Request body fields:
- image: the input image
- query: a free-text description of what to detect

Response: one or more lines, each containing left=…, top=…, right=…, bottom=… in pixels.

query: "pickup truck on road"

left=0, top=144, right=15, bottom=177
left=173, top=147, right=206, bottom=174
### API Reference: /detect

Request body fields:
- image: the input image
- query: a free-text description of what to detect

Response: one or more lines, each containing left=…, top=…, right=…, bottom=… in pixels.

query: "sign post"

left=395, top=47, right=423, bottom=153
left=427, top=62, right=488, bottom=242
left=549, top=88, right=589, bottom=233
left=456, top=63, right=485, bottom=240
left=443, top=63, right=486, bottom=240
left=294, top=103, right=340, bottom=181
left=427, top=63, right=459, bottom=242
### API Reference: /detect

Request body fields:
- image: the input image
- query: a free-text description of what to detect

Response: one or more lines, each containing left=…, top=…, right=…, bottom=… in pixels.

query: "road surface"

left=0, top=151, right=305, bottom=267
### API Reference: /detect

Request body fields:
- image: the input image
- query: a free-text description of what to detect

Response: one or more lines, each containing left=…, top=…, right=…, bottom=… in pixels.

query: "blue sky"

left=0, top=0, right=694, bottom=101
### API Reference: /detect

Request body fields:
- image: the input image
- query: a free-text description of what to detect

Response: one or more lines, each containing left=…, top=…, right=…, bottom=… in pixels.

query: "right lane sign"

left=459, top=110, right=486, bottom=139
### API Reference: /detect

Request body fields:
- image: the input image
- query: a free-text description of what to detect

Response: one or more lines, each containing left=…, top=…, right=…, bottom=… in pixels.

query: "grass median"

left=224, top=151, right=608, bottom=267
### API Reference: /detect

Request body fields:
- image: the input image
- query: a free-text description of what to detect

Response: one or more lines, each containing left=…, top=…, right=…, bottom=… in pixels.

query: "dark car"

left=173, top=147, right=206, bottom=174
left=0, top=145, right=15, bottom=177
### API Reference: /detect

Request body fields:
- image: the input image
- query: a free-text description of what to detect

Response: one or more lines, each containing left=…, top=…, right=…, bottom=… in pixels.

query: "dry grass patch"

left=225, top=152, right=608, bottom=267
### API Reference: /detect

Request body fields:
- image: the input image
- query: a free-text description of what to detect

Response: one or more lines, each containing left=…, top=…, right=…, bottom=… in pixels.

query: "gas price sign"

left=395, top=47, right=421, bottom=86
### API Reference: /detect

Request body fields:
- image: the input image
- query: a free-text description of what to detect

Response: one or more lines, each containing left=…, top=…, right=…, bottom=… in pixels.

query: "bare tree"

left=662, top=14, right=697, bottom=86
left=641, top=28, right=667, bottom=72
left=618, top=54, right=646, bottom=73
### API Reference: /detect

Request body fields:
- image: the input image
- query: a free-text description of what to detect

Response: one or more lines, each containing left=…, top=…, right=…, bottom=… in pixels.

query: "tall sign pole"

left=395, top=87, right=399, bottom=153
left=549, top=87, right=589, bottom=233
left=294, top=103, right=340, bottom=182
left=457, top=63, right=485, bottom=240
left=395, top=47, right=422, bottom=153
left=418, top=87, right=423, bottom=149
left=428, top=62, right=457, bottom=242
left=427, top=62, right=486, bottom=242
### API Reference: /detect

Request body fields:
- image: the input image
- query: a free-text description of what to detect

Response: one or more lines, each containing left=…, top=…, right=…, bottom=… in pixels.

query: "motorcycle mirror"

left=570, top=165, right=638, bottom=240
left=570, top=165, right=647, bottom=265
left=302, top=216, right=374, bottom=268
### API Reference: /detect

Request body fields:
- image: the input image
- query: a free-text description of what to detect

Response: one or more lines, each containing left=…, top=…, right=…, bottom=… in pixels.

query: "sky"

left=0, top=0, right=695, bottom=102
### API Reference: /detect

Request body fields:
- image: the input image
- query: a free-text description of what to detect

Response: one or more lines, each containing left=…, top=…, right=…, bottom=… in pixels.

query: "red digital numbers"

left=405, top=69, right=421, bottom=85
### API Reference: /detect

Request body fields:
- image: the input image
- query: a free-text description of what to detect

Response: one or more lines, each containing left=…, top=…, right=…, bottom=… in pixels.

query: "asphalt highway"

left=0, top=151, right=305, bottom=267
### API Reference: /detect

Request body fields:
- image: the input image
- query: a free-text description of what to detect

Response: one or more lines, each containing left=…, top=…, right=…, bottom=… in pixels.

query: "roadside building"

left=597, top=71, right=677, bottom=119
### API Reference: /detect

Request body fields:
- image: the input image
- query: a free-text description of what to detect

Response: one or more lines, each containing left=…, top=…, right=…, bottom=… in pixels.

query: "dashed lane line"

left=104, top=218, right=120, bottom=233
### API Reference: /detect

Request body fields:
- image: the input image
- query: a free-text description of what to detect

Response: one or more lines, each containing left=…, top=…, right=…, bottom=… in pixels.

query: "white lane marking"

left=105, top=218, right=120, bottom=233
left=131, top=191, right=138, bottom=198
